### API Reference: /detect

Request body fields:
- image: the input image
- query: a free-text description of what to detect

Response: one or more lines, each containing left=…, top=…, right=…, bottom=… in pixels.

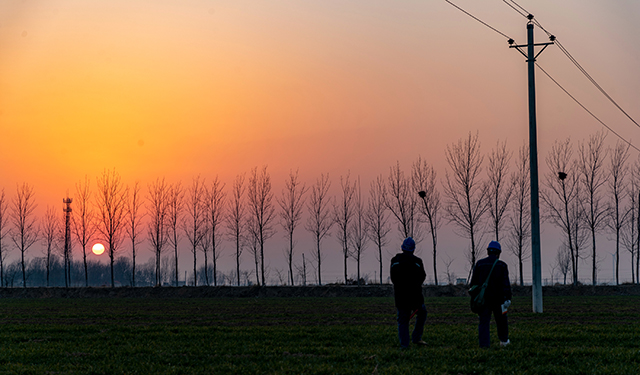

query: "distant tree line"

left=0, top=130, right=638, bottom=287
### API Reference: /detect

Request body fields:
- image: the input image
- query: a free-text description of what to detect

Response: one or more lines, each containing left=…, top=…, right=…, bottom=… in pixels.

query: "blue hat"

left=487, top=241, right=502, bottom=253
left=402, top=237, right=416, bottom=252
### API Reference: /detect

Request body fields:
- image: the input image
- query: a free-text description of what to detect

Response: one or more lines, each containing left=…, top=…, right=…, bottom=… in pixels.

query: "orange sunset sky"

left=1, top=0, right=639, bottom=283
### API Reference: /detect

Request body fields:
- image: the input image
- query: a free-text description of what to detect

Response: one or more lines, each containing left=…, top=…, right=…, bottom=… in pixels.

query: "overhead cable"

left=443, top=0, right=513, bottom=40
left=536, top=63, right=640, bottom=153
left=502, top=0, right=528, bottom=18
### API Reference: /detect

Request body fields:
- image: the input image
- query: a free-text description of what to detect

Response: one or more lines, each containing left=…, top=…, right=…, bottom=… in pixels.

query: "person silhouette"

left=469, top=240, right=512, bottom=348
left=390, top=237, right=427, bottom=348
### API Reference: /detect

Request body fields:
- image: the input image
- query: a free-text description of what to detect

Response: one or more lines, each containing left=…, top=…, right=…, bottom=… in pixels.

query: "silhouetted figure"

left=390, top=237, right=427, bottom=348
left=469, top=241, right=512, bottom=348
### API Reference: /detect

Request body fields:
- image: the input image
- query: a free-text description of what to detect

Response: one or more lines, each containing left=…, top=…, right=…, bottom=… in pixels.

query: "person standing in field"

left=469, top=240, right=512, bottom=348
left=390, top=237, right=427, bottom=348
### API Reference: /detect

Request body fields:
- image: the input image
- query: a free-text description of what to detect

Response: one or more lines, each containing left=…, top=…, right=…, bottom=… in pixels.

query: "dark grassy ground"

left=0, top=296, right=639, bottom=374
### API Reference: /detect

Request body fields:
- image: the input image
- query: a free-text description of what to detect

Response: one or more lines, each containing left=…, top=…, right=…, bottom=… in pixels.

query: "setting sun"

left=92, top=243, right=105, bottom=256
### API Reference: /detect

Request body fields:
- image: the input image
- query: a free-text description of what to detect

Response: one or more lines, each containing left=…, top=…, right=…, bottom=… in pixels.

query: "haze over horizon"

left=1, top=0, right=639, bottom=285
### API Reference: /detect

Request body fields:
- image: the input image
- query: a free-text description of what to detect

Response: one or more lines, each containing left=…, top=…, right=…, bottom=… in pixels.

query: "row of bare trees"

left=1, top=131, right=639, bottom=287
left=543, top=132, right=640, bottom=285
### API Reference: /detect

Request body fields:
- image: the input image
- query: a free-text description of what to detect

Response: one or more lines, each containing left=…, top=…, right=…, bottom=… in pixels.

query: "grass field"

left=0, top=295, right=639, bottom=374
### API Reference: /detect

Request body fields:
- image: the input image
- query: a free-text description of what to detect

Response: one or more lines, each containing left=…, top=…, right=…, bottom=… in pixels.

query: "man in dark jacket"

left=390, top=237, right=427, bottom=348
left=469, top=240, right=512, bottom=348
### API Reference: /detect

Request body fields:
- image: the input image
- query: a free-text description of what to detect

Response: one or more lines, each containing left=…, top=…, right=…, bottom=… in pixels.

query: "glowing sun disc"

left=92, top=243, right=105, bottom=255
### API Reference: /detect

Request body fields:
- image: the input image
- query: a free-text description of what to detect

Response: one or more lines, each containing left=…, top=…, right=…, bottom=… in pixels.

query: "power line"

left=536, top=63, right=640, bottom=153
left=505, top=0, right=529, bottom=16
left=502, top=0, right=528, bottom=18
left=554, top=40, right=640, bottom=130
left=443, top=0, right=513, bottom=41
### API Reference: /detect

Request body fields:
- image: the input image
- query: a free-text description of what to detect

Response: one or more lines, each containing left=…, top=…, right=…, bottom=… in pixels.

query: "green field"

left=0, top=295, right=639, bottom=374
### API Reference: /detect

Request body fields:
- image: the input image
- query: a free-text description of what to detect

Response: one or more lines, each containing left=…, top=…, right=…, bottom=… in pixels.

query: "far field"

left=0, top=295, right=638, bottom=374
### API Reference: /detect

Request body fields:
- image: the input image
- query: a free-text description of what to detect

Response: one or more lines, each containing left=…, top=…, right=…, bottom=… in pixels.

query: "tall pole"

left=510, top=17, right=553, bottom=313
left=527, top=22, right=543, bottom=313
left=63, top=197, right=73, bottom=288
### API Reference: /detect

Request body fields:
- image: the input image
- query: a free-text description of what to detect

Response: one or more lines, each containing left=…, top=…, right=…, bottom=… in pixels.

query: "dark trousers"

left=478, top=304, right=508, bottom=348
left=397, top=304, right=427, bottom=348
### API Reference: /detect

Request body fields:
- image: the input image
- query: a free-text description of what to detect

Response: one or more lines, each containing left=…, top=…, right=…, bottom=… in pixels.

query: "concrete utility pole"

left=63, top=197, right=73, bottom=287
left=509, top=15, right=554, bottom=313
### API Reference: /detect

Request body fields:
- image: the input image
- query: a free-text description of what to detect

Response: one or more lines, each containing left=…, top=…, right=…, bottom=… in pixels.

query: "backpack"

left=468, top=259, right=499, bottom=314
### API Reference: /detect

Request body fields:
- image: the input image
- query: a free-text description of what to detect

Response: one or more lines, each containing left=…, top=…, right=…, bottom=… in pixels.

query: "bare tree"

left=577, top=131, right=609, bottom=285
left=167, top=182, right=184, bottom=287
left=305, top=173, right=334, bottom=285
left=442, top=255, right=456, bottom=285
left=333, top=172, right=356, bottom=284
left=541, top=139, right=580, bottom=285
left=413, top=156, right=443, bottom=285
left=366, top=175, right=391, bottom=285
left=349, top=177, right=368, bottom=286
left=73, top=176, right=98, bottom=287
left=247, top=166, right=276, bottom=286
left=41, top=206, right=59, bottom=287
left=0, top=188, right=11, bottom=287
left=620, top=189, right=637, bottom=284
left=507, top=145, right=531, bottom=286
left=10, top=183, right=39, bottom=287
left=277, top=170, right=308, bottom=286
left=385, top=162, right=419, bottom=240
left=204, top=176, right=226, bottom=286
left=295, top=252, right=308, bottom=286
left=96, top=169, right=128, bottom=287
left=608, top=141, right=630, bottom=285
left=556, top=244, right=572, bottom=285
left=487, top=140, right=514, bottom=241
left=146, top=178, right=169, bottom=287
left=226, top=174, right=246, bottom=286
left=633, top=157, right=640, bottom=284
left=182, top=175, right=207, bottom=287
left=125, top=181, right=144, bottom=287
left=443, top=132, right=489, bottom=280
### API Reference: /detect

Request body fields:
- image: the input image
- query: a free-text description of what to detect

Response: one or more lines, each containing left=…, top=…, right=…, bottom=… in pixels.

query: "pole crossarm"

left=510, top=42, right=554, bottom=61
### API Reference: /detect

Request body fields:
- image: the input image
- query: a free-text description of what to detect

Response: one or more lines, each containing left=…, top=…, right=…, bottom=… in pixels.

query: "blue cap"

left=402, top=237, right=416, bottom=252
left=488, top=241, right=502, bottom=253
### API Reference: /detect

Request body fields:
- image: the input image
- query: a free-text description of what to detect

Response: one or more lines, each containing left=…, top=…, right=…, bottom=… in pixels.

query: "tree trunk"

left=316, top=237, right=322, bottom=286
left=357, top=253, right=361, bottom=286
left=260, top=237, right=265, bottom=286
left=204, top=246, right=209, bottom=286
left=432, top=231, right=438, bottom=286
left=378, top=242, right=383, bottom=285
left=193, top=250, right=197, bottom=286
left=591, top=230, right=597, bottom=285
left=174, top=245, right=179, bottom=287
left=110, top=249, right=115, bottom=288
left=519, top=256, right=524, bottom=286
left=236, top=238, right=241, bottom=286
left=288, top=236, right=294, bottom=286
left=344, top=251, right=348, bottom=284
left=132, top=245, right=136, bottom=287
left=83, top=245, right=88, bottom=287
left=46, top=251, right=50, bottom=287
left=21, top=250, right=26, bottom=288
